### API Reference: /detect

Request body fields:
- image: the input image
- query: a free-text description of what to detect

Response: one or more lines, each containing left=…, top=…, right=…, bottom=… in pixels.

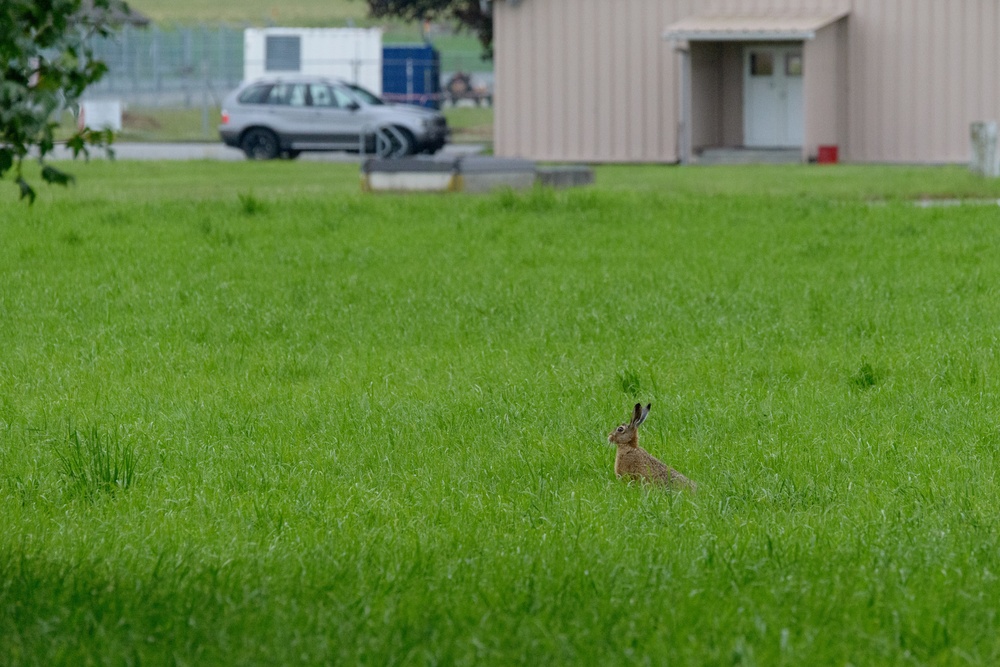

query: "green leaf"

left=0, top=149, right=13, bottom=178
left=4, top=0, right=121, bottom=203
left=41, top=165, right=75, bottom=187
left=66, top=134, right=86, bottom=158
left=16, top=178, right=36, bottom=205
left=38, top=133, right=55, bottom=157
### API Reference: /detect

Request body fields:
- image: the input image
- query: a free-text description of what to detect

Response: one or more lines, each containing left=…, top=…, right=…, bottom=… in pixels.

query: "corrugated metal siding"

left=495, top=0, right=683, bottom=162
left=494, top=0, right=1000, bottom=163
left=846, top=0, right=1000, bottom=162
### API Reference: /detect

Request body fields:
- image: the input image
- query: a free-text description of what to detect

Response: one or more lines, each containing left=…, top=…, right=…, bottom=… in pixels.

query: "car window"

left=343, top=83, right=384, bottom=106
left=331, top=86, right=357, bottom=109
left=309, top=83, right=338, bottom=108
left=266, top=83, right=308, bottom=107
left=238, top=84, right=273, bottom=104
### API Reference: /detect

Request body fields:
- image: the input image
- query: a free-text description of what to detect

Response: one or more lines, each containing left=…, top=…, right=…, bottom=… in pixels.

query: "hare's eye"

left=616, top=426, right=624, bottom=433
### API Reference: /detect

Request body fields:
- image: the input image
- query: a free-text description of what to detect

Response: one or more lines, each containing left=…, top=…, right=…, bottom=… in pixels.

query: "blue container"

left=382, top=44, right=441, bottom=110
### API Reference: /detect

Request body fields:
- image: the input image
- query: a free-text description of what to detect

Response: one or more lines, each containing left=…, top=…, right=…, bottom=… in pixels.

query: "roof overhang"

left=663, top=11, right=848, bottom=42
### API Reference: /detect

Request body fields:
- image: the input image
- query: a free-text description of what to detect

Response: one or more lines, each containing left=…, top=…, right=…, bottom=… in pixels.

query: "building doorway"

left=743, top=45, right=804, bottom=148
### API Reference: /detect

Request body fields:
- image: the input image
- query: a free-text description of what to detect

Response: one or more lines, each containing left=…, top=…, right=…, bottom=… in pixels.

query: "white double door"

left=744, top=45, right=804, bottom=148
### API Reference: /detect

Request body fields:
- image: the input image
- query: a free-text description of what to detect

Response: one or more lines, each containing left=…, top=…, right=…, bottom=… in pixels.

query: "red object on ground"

left=817, top=145, right=839, bottom=164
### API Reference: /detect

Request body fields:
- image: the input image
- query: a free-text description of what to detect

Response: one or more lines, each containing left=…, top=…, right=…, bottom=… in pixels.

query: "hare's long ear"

left=635, top=403, right=651, bottom=427
left=629, top=403, right=643, bottom=426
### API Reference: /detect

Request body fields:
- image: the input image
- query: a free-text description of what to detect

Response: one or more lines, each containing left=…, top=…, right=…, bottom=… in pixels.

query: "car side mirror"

left=345, top=101, right=360, bottom=112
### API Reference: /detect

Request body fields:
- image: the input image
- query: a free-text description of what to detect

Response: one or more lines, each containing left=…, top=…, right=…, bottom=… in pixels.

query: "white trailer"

left=243, top=27, right=383, bottom=94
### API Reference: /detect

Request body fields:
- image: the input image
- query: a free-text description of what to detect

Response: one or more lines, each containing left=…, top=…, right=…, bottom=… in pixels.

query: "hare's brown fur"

left=608, top=403, right=697, bottom=492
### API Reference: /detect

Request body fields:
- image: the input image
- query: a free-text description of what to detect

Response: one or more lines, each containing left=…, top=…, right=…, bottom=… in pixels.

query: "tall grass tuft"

left=617, top=367, right=642, bottom=397
left=55, top=426, right=140, bottom=498
left=237, top=191, right=267, bottom=216
left=850, top=360, right=881, bottom=390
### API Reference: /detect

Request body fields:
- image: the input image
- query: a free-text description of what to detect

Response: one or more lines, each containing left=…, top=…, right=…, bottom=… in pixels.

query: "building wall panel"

left=847, top=0, right=1000, bottom=162
left=691, top=43, right=723, bottom=149
left=494, top=0, right=1000, bottom=163
left=803, top=19, right=847, bottom=158
left=495, top=0, right=684, bottom=162
left=560, top=0, right=583, bottom=161
left=720, top=44, right=745, bottom=146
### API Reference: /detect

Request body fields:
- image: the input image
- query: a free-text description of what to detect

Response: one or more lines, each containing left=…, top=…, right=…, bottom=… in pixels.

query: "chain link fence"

left=85, top=25, right=491, bottom=104
left=87, top=24, right=245, bottom=108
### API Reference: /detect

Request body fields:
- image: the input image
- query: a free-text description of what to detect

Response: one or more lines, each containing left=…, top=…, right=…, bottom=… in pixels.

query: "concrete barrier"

left=361, top=156, right=593, bottom=193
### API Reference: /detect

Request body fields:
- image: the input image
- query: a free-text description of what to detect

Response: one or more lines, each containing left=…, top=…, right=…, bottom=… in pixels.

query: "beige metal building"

left=492, top=0, right=1000, bottom=163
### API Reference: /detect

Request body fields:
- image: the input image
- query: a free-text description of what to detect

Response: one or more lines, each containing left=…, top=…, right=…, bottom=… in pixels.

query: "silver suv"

left=219, top=76, right=449, bottom=159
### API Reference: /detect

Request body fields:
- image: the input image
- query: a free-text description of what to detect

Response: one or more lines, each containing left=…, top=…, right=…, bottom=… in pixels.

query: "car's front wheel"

left=392, top=128, right=415, bottom=158
left=375, top=126, right=415, bottom=159
left=242, top=128, right=280, bottom=160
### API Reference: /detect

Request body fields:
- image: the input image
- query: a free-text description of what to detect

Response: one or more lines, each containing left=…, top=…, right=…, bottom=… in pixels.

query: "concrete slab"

left=361, top=156, right=595, bottom=193
left=695, top=148, right=802, bottom=165
left=362, top=155, right=537, bottom=193
left=537, top=165, right=595, bottom=188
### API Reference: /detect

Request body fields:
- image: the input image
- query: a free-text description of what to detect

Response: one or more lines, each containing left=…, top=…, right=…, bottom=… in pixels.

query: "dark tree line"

left=367, top=0, right=493, bottom=58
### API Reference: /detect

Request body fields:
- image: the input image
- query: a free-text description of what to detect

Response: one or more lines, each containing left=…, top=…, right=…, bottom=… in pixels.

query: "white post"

left=970, top=122, right=1000, bottom=177
left=676, top=42, right=692, bottom=165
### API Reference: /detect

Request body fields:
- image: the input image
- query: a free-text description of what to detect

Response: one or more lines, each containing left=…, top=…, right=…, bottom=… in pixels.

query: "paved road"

left=50, top=142, right=485, bottom=162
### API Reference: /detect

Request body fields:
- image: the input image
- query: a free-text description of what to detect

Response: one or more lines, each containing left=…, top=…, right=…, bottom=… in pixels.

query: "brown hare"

left=608, top=403, right=697, bottom=492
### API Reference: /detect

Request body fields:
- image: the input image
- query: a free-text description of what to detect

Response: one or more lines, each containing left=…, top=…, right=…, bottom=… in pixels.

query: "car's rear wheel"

left=242, top=128, right=280, bottom=160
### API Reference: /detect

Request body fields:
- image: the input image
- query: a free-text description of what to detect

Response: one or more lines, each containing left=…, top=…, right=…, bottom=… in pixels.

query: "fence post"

left=182, top=28, right=193, bottom=107
left=152, top=25, right=161, bottom=105
left=116, top=24, right=127, bottom=96
left=201, top=26, right=211, bottom=138
left=217, top=25, right=226, bottom=91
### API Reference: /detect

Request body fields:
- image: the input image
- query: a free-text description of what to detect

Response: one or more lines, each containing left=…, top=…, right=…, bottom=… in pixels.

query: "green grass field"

left=3, top=162, right=1000, bottom=665
left=128, top=0, right=367, bottom=26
